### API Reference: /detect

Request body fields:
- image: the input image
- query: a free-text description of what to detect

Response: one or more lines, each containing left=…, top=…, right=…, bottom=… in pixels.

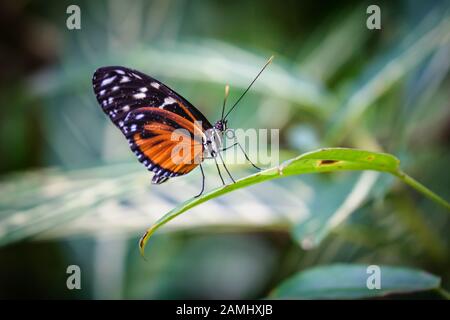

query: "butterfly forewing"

left=92, top=66, right=212, bottom=183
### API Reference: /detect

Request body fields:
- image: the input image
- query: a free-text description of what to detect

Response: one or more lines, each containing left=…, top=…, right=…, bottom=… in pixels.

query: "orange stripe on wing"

left=132, top=123, right=203, bottom=176
left=137, top=107, right=205, bottom=143
left=175, top=99, right=197, bottom=123
left=143, top=122, right=174, bottom=132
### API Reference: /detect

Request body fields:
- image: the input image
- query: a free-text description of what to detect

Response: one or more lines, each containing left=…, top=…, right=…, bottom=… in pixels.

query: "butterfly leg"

left=222, top=142, right=261, bottom=170
left=217, top=150, right=236, bottom=183
left=194, top=164, right=206, bottom=198
left=213, top=155, right=226, bottom=185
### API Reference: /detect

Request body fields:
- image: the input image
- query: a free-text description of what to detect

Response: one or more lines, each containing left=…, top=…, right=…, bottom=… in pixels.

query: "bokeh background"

left=0, top=0, right=449, bottom=299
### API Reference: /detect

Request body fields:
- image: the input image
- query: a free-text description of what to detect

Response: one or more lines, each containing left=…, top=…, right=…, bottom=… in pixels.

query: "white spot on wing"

left=112, top=86, right=119, bottom=91
left=151, top=82, right=160, bottom=89
left=120, top=76, right=130, bottom=83
left=122, top=105, right=130, bottom=112
left=135, top=114, right=145, bottom=120
left=139, top=87, right=148, bottom=93
left=116, top=69, right=125, bottom=75
left=101, top=76, right=116, bottom=86
left=133, top=93, right=146, bottom=99
left=159, top=97, right=176, bottom=108
left=99, top=89, right=106, bottom=95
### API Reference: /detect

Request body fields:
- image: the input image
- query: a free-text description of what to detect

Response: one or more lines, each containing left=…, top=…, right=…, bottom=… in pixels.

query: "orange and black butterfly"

left=92, top=57, right=272, bottom=197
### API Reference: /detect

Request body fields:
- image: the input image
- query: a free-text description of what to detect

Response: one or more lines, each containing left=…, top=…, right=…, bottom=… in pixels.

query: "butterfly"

left=92, top=56, right=273, bottom=197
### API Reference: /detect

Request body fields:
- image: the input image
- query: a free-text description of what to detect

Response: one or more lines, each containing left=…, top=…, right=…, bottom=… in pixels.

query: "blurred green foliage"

left=0, top=0, right=449, bottom=299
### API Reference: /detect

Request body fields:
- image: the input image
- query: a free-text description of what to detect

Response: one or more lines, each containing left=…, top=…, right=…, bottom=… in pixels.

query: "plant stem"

left=394, top=170, right=450, bottom=212
left=436, top=288, right=450, bottom=300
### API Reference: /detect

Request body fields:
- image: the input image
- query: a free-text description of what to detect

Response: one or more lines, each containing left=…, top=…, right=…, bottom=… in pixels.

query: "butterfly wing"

left=92, top=66, right=212, bottom=183
left=124, top=107, right=205, bottom=184
left=92, top=66, right=212, bottom=130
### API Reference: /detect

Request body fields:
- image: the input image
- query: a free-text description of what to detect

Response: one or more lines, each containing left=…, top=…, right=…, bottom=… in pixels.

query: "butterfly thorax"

left=204, top=126, right=223, bottom=158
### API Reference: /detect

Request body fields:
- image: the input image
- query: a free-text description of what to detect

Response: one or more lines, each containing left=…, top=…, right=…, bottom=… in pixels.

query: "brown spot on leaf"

left=367, top=155, right=375, bottom=161
left=318, top=159, right=339, bottom=166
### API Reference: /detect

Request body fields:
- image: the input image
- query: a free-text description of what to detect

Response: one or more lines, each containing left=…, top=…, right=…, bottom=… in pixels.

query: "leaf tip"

left=138, top=229, right=152, bottom=259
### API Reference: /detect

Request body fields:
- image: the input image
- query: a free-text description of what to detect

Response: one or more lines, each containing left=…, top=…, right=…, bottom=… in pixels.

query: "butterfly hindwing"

left=92, top=66, right=212, bottom=183
left=124, top=107, right=205, bottom=183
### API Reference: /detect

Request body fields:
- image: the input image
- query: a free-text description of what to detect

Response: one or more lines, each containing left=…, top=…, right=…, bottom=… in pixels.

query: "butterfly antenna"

left=221, top=84, right=230, bottom=120
left=223, top=55, right=274, bottom=120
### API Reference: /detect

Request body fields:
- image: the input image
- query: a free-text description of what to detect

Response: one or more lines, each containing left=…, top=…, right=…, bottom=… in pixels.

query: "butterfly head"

left=214, top=119, right=228, bottom=132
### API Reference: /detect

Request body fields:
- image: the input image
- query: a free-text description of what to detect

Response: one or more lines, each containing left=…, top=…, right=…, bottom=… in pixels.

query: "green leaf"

left=0, top=167, right=145, bottom=247
left=270, top=264, right=441, bottom=299
left=139, top=148, right=450, bottom=256
left=325, top=11, right=450, bottom=144
left=291, top=171, right=382, bottom=249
